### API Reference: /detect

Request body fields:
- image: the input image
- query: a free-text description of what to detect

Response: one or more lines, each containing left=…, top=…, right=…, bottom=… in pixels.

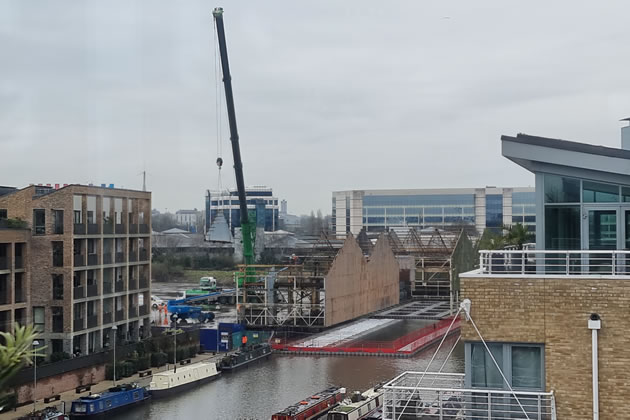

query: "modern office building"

left=0, top=184, right=151, bottom=358
left=332, top=186, right=535, bottom=237
left=205, top=186, right=279, bottom=233
left=175, top=209, right=200, bottom=232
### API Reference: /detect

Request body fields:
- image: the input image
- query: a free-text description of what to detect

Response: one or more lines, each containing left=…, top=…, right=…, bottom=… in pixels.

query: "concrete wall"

left=461, top=275, right=630, bottom=419
left=324, top=234, right=399, bottom=327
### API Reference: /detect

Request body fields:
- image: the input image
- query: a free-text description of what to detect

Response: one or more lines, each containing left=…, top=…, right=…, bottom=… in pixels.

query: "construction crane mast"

left=212, top=7, right=255, bottom=268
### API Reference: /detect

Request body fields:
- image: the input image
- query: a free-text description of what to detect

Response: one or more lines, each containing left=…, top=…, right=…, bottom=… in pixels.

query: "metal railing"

left=115, top=224, right=125, bottom=234
left=115, top=252, right=125, bottom=263
left=102, top=282, right=113, bottom=294
left=87, top=254, right=99, bottom=266
left=73, top=286, right=84, bottom=299
left=73, top=224, right=86, bottom=235
left=102, top=312, right=112, bottom=325
left=74, top=253, right=85, bottom=267
left=73, top=318, right=85, bottom=332
left=383, top=372, right=556, bottom=420
left=478, top=250, right=630, bottom=276
left=87, top=223, right=100, bottom=234
left=139, top=248, right=149, bottom=261
left=87, top=283, right=98, bottom=297
left=103, top=253, right=112, bottom=264
left=87, top=315, right=98, bottom=329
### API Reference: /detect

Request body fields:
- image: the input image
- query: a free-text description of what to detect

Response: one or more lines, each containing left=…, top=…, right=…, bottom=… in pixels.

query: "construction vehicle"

left=166, top=293, right=221, bottom=323
left=213, top=7, right=256, bottom=287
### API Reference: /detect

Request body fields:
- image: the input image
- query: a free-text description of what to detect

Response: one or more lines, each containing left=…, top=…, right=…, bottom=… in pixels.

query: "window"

left=53, top=210, right=64, bottom=234
left=52, top=241, right=64, bottom=267
left=52, top=274, right=64, bottom=299
left=583, top=181, right=619, bottom=203
left=52, top=307, right=63, bottom=332
left=73, top=195, right=83, bottom=224
left=33, top=307, right=45, bottom=331
left=544, top=174, right=580, bottom=203
left=545, top=206, right=580, bottom=250
left=467, top=342, right=544, bottom=391
left=33, top=209, right=45, bottom=235
left=0, top=209, right=6, bottom=220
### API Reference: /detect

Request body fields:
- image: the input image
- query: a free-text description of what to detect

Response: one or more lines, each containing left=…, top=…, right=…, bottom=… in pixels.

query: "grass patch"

left=182, top=270, right=234, bottom=287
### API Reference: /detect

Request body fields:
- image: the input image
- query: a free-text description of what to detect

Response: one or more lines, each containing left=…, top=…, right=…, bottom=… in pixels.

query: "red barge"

left=272, top=386, right=346, bottom=420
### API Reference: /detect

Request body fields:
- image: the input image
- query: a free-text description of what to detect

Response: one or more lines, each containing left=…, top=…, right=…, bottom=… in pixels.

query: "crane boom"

left=213, top=7, right=255, bottom=266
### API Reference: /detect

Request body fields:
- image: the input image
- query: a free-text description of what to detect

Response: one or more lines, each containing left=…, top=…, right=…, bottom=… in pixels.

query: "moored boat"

left=149, top=361, right=220, bottom=398
left=18, top=406, right=68, bottom=420
left=69, top=383, right=149, bottom=419
left=272, top=386, right=346, bottom=420
left=327, top=386, right=383, bottom=420
left=219, top=342, right=272, bottom=372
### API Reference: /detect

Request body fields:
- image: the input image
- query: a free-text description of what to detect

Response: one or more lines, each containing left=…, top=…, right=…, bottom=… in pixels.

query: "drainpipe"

left=588, top=313, right=601, bottom=420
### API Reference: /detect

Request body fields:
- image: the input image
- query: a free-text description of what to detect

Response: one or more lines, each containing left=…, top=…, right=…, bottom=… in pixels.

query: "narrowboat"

left=69, top=383, right=149, bottom=419
left=219, top=342, right=272, bottom=372
left=149, top=361, right=220, bottom=398
left=18, top=406, right=68, bottom=420
left=271, top=386, right=346, bottom=420
left=327, top=386, right=383, bottom=420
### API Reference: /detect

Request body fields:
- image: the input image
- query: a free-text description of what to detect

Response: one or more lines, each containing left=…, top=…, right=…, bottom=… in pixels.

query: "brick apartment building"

left=0, top=184, right=151, bottom=358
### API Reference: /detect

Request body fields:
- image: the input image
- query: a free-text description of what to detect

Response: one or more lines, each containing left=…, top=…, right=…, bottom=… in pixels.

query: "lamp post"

left=172, top=314, right=178, bottom=373
left=111, top=325, right=118, bottom=386
left=32, top=339, right=40, bottom=413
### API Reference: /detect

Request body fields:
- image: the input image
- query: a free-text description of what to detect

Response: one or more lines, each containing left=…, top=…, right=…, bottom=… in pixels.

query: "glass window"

left=583, top=181, right=619, bottom=203
left=512, top=215, right=524, bottom=224
left=512, top=346, right=542, bottom=389
left=544, top=174, right=580, bottom=203
left=424, top=207, right=442, bottom=215
left=485, top=194, right=503, bottom=228
left=622, top=187, right=630, bottom=202
left=0, top=209, right=6, bottom=220
left=470, top=343, right=504, bottom=388
left=545, top=206, right=580, bottom=250
left=33, top=307, right=45, bottom=330
left=33, top=209, right=45, bottom=235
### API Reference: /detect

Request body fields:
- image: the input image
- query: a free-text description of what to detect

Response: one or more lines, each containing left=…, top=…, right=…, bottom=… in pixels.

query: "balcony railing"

left=115, top=281, right=124, bottom=292
left=478, top=250, right=630, bottom=276
left=87, top=254, right=99, bottom=266
left=73, top=224, right=86, bottom=235
left=73, top=318, right=85, bottom=332
left=14, top=255, right=23, bottom=269
left=115, top=252, right=125, bottom=263
left=139, top=249, right=149, bottom=261
left=139, top=305, right=148, bottom=316
left=128, top=306, right=138, bottom=318
left=115, top=310, right=124, bottom=321
left=87, top=223, right=100, bottom=234
left=115, top=224, right=125, bottom=234
left=0, top=257, right=7, bottom=270
left=129, top=252, right=137, bottom=263
left=129, top=223, right=138, bottom=234
left=139, top=224, right=149, bottom=234
left=382, top=372, right=556, bottom=420
left=102, top=312, right=112, bottom=325
left=87, top=315, right=98, bottom=329
left=103, top=253, right=112, bottom=264
left=103, top=223, right=113, bottom=234
left=87, top=283, right=98, bottom=297
left=73, top=286, right=84, bottom=299
left=74, top=254, right=85, bottom=267
left=139, top=277, right=148, bottom=289
left=102, top=282, right=113, bottom=294
left=128, top=279, right=137, bottom=290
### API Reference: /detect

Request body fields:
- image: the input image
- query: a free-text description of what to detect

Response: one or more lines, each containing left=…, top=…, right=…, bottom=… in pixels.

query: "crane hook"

left=216, top=157, right=223, bottom=168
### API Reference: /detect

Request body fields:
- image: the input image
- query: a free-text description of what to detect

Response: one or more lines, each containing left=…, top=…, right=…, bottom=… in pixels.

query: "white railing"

left=383, top=372, right=556, bottom=420
left=478, top=249, right=630, bottom=276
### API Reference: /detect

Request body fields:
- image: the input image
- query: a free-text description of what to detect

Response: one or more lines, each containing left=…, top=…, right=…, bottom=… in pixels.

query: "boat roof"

left=330, top=387, right=382, bottom=412
left=153, top=361, right=216, bottom=378
left=273, top=386, right=344, bottom=416
left=74, top=384, right=142, bottom=403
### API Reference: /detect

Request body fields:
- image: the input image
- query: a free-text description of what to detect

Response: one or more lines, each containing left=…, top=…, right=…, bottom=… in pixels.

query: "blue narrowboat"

left=69, top=383, right=149, bottom=419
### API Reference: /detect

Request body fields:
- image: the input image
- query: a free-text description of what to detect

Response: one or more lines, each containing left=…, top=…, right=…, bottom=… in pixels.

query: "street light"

left=32, top=339, right=40, bottom=414
left=172, top=314, right=178, bottom=373
left=111, top=325, right=118, bottom=386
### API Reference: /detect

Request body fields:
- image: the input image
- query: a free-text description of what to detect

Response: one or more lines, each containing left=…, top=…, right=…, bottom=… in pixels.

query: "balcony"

left=87, top=254, right=99, bottom=266
left=87, top=223, right=100, bottom=235
left=0, top=257, right=7, bottom=270
left=73, top=318, right=85, bottom=332
left=129, top=252, right=137, bottom=263
left=128, top=279, right=138, bottom=291
left=115, top=310, right=124, bottom=321
left=74, top=254, right=85, bottom=267
left=73, top=286, right=84, bottom=299
left=139, top=277, right=148, bottom=289
left=103, top=253, right=112, bottom=265
left=115, top=281, right=124, bottom=292
left=115, top=224, right=125, bottom=234
left=382, top=372, right=556, bottom=420
left=87, top=284, right=98, bottom=297
left=102, top=282, right=113, bottom=294
left=128, top=306, right=138, bottom=318
left=14, top=255, right=23, bottom=269
left=52, top=318, right=64, bottom=333
left=139, top=249, right=149, bottom=261
left=129, top=224, right=138, bottom=234
left=87, top=315, right=98, bottom=329
left=477, top=249, right=630, bottom=276
left=139, top=224, right=149, bottom=234
left=115, top=252, right=125, bottom=263
left=73, top=224, right=86, bottom=235
left=103, top=222, right=113, bottom=234
left=102, top=312, right=112, bottom=325
left=139, top=305, right=148, bottom=316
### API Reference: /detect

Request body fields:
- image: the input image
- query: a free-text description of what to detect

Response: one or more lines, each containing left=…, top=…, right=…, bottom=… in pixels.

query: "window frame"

left=465, top=341, right=545, bottom=392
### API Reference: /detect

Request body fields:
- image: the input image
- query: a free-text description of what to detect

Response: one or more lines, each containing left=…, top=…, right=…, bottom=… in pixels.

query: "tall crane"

left=213, top=7, right=256, bottom=273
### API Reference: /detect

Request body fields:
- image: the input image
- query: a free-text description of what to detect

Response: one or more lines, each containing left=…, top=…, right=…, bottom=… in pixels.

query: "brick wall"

left=15, top=364, right=105, bottom=403
left=461, top=275, right=630, bottom=419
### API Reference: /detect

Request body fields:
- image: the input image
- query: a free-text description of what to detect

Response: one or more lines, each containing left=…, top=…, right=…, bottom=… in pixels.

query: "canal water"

left=132, top=283, right=464, bottom=419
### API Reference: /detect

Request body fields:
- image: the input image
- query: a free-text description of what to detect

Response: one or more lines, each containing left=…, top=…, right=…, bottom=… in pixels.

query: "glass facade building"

left=205, top=186, right=279, bottom=233
left=332, top=187, right=535, bottom=237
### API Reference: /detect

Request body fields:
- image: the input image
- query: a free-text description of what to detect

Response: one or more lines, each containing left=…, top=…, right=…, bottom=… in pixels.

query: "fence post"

left=522, top=250, right=525, bottom=275
left=538, top=394, right=542, bottom=419
left=480, top=252, right=484, bottom=273
left=438, top=390, right=443, bottom=420
left=488, top=393, right=492, bottom=419
left=566, top=253, right=570, bottom=275
left=612, top=252, right=616, bottom=276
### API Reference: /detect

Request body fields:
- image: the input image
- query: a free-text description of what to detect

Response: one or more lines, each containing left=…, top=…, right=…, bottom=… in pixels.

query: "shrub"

left=151, top=352, right=167, bottom=367
left=136, top=355, right=151, bottom=371
left=50, top=351, right=71, bottom=363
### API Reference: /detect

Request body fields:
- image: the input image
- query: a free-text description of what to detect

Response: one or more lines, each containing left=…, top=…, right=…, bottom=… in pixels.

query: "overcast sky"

left=2, top=1, right=630, bottom=215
